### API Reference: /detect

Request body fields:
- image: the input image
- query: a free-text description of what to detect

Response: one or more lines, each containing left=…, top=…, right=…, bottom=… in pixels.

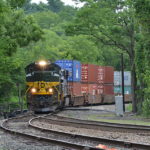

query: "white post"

left=115, top=95, right=124, bottom=116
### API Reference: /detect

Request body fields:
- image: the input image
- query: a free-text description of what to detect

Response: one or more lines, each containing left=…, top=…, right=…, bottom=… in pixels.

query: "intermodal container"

left=97, top=84, right=104, bottom=94
left=114, top=85, right=131, bottom=94
left=97, top=66, right=105, bottom=84
left=81, top=64, right=97, bottom=83
left=97, top=66, right=114, bottom=84
left=114, top=71, right=131, bottom=86
left=104, top=66, right=114, bottom=83
left=55, top=60, right=81, bottom=82
left=97, top=84, right=114, bottom=95
left=81, top=83, right=97, bottom=95
left=68, top=82, right=81, bottom=96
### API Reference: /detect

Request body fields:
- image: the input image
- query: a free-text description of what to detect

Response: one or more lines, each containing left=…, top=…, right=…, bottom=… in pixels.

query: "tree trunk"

left=131, top=59, right=137, bottom=113
left=129, top=22, right=138, bottom=113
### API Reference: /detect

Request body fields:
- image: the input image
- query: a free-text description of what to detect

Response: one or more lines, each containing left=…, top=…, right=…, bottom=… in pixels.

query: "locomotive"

left=25, top=60, right=69, bottom=112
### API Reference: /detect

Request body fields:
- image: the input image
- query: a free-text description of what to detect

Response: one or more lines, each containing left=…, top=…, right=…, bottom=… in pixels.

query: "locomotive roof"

left=25, top=62, right=61, bottom=73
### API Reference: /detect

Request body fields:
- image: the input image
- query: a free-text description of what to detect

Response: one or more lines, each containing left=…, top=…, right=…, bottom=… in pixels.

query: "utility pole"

left=121, top=53, right=125, bottom=112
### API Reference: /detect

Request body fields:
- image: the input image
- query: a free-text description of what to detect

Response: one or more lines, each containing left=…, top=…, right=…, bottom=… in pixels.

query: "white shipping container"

left=114, top=71, right=131, bottom=86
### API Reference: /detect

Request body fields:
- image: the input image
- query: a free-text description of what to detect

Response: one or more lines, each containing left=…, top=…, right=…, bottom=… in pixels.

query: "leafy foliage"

left=0, top=0, right=43, bottom=102
left=66, top=0, right=139, bottom=112
left=32, top=11, right=59, bottom=29
left=7, top=0, right=26, bottom=8
left=0, top=0, right=150, bottom=116
left=134, top=0, right=150, bottom=116
left=47, top=0, right=64, bottom=12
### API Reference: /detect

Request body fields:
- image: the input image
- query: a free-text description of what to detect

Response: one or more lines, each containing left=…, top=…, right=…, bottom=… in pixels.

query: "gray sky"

left=31, top=0, right=84, bottom=7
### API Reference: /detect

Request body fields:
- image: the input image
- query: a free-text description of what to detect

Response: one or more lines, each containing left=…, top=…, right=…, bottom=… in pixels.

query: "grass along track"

left=63, top=106, right=150, bottom=126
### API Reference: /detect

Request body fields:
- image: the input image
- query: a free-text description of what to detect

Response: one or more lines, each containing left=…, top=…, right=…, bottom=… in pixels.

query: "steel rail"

left=64, top=107, right=115, bottom=113
left=45, top=114, right=150, bottom=131
left=30, top=116, right=150, bottom=149
left=0, top=115, right=102, bottom=150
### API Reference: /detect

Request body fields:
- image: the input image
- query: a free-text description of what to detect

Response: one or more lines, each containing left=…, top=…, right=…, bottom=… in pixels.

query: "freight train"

left=25, top=60, right=114, bottom=112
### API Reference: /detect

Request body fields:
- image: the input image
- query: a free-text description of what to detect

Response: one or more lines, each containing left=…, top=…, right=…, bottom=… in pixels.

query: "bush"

left=142, top=99, right=150, bottom=117
left=126, top=103, right=132, bottom=112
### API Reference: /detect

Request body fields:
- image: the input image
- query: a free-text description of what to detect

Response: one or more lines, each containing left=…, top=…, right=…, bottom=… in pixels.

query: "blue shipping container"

left=55, top=60, right=81, bottom=82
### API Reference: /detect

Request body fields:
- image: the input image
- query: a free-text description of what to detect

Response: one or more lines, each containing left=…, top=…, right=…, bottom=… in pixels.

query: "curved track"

left=44, top=114, right=150, bottom=132
left=0, top=113, right=103, bottom=150
left=1, top=113, right=150, bottom=150
left=30, top=115, right=150, bottom=149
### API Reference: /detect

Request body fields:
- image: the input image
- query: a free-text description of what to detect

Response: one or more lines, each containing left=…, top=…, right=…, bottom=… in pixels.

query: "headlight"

left=31, top=88, right=37, bottom=93
left=49, top=88, right=53, bottom=93
left=38, top=60, right=47, bottom=66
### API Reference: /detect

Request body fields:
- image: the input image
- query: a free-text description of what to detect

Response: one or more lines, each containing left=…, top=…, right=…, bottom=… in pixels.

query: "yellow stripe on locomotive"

left=26, top=81, right=62, bottom=99
left=26, top=81, right=59, bottom=94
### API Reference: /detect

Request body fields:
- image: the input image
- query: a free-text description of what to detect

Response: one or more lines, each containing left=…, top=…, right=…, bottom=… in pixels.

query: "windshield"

left=26, top=71, right=60, bottom=82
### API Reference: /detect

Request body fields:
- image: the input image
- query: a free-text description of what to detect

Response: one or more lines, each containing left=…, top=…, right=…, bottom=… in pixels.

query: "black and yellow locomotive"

left=25, top=60, right=69, bottom=112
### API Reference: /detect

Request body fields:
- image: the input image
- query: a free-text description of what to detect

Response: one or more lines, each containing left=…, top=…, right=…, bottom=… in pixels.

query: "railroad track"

left=1, top=112, right=150, bottom=150
left=30, top=115, right=150, bottom=149
left=0, top=113, right=103, bottom=150
left=44, top=114, right=150, bottom=133
left=63, top=107, right=115, bottom=113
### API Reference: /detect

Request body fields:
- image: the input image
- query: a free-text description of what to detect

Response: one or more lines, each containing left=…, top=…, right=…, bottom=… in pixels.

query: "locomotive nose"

left=40, top=82, right=45, bottom=88
left=39, top=82, right=46, bottom=93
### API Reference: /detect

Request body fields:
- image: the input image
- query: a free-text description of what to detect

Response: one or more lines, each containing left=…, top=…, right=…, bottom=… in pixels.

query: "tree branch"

left=89, top=26, right=131, bottom=57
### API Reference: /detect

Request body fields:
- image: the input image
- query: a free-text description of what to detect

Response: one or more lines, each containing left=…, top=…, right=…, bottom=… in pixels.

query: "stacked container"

left=55, top=60, right=81, bottom=82
left=81, top=83, right=97, bottom=95
left=81, top=64, right=100, bottom=104
left=114, top=71, right=131, bottom=102
left=81, top=64, right=114, bottom=103
left=114, top=71, right=131, bottom=94
left=81, top=64, right=98, bottom=96
left=97, top=66, right=114, bottom=95
left=55, top=60, right=115, bottom=104
left=68, top=82, right=81, bottom=96
left=81, top=64, right=97, bottom=83
left=81, top=64, right=114, bottom=95
left=55, top=60, right=81, bottom=96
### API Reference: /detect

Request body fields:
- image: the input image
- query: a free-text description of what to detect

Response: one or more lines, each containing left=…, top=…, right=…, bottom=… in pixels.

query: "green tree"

left=0, top=0, right=43, bottom=102
left=58, top=6, right=77, bottom=22
left=23, top=0, right=48, bottom=13
left=62, top=35, right=103, bottom=64
left=134, top=0, right=150, bottom=115
left=8, top=0, right=26, bottom=8
left=47, top=0, right=64, bottom=13
left=66, top=0, right=138, bottom=112
left=17, top=30, right=103, bottom=65
left=32, top=11, right=60, bottom=29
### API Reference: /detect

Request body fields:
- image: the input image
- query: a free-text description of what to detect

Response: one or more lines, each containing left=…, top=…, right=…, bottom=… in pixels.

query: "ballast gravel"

left=32, top=119, right=150, bottom=146
left=0, top=120, right=74, bottom=150
left=0, top=128, right=72, bottom=150
left=0, top=104, right=149, bottom=150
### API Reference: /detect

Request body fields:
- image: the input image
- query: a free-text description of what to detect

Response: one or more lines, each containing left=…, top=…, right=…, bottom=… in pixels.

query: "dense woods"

left=0, top=0, right=150, bottom=116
